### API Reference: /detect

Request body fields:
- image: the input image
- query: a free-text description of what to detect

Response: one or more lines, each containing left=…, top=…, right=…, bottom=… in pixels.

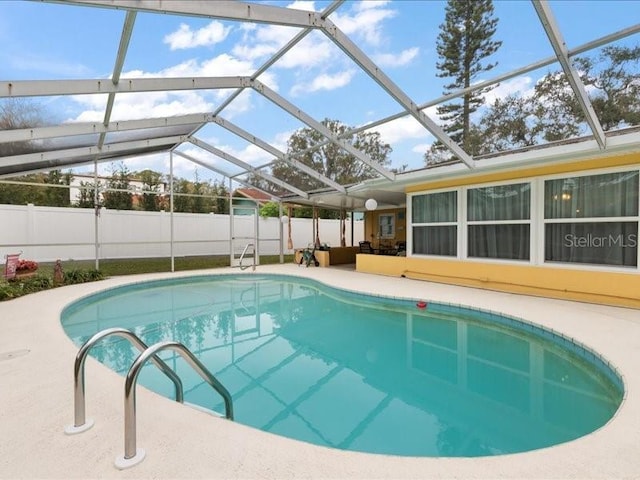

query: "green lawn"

left=35, top=254, right=294, bottom=277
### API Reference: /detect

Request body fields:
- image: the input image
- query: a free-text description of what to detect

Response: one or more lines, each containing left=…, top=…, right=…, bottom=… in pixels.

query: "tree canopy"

left=268, top=118, right=392, bottom=192
left=475, top=45, right=640, bottom=156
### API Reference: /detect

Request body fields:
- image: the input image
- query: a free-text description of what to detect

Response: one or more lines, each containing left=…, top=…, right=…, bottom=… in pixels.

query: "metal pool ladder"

left=239, top=242, right=255, bottom=271
left=64, top=328, right=234, bottom=470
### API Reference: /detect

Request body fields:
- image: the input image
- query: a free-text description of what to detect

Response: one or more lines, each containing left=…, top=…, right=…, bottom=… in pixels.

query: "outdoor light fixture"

left=280, top=215, right=289, bottom=224
left=365, top=198, right=378, bottom=211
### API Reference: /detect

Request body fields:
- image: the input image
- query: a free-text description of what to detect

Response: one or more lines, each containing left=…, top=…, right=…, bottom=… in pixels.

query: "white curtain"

left=412, top=191, right=457, bottom=256
left=467, top=183, right=531, bottom=260
left=544, top=172, right=639, bottom=266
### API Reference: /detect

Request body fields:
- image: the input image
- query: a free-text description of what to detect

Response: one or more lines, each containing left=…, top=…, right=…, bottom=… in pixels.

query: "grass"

left=33, top=254, right=294, bottom=276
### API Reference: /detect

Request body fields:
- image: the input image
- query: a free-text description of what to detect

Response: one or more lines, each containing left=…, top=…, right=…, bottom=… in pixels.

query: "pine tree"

left=431, top=0, right=502, bottom=157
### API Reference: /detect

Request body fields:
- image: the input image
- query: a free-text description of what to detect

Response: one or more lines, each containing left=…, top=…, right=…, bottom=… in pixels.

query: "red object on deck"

left=416, top=301, right=427, bottom=309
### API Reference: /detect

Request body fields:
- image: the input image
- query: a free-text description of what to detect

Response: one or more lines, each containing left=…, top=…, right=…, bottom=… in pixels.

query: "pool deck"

left=1, top=264, right=640, bottom=479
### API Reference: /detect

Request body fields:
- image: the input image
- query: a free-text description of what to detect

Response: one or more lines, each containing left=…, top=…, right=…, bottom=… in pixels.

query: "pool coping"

left=1, top=264, right=639, bottom=479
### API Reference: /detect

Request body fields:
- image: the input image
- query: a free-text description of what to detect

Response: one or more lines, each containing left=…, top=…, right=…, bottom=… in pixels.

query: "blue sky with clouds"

left=2, top=0, right=639, bottom=183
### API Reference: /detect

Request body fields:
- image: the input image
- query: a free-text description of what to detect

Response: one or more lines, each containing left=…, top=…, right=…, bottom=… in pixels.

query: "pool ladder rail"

left=64, top=327, right=234, bottom=470
left=239, top=242, right=256, bottom=271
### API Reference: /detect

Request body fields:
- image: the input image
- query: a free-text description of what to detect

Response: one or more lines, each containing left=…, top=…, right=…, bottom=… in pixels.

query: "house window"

left=467, top=183, right=531, bottom=260
left=544, top=171, right=639, bottom=267
left=411, top=190, right=457, bottom=256
left=378, top=213, right=395, bottom=239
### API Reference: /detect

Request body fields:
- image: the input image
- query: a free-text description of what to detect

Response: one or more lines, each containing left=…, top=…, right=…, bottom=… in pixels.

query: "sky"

left=1, top=0, right=640, bottom=185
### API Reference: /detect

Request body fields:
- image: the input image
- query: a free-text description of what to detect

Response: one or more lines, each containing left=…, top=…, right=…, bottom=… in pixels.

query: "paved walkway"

left=1, top=264, right=639, bottom=479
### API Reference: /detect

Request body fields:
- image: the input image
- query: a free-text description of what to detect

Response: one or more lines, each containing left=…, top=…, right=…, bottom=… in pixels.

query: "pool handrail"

left=64, top=327, right=184, bottom=435
left=239, top=242, right=255, bottom=271
left=117, top=340, right=233, bottom=469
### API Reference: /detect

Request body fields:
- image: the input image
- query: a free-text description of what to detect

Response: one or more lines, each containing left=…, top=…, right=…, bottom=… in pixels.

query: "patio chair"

left=359, top=241, right=374, bottom=254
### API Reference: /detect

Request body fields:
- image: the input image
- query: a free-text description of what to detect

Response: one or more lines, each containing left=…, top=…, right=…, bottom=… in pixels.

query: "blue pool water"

left=61, top=274, right=623, bottom=457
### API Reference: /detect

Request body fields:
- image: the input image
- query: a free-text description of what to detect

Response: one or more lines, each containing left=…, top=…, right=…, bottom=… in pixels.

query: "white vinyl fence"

left=0, top=204, right=364, bottom=263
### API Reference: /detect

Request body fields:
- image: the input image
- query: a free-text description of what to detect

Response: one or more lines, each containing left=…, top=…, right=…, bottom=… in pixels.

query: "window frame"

left=407, top=165, right=640, bottom=272
left=378, top=213, right=396, bottom=239
left=408, top=188, right=461, bottom=258
left=465, top=181, right=532, bottom=262
left=540, top=168, right=640, bottom=269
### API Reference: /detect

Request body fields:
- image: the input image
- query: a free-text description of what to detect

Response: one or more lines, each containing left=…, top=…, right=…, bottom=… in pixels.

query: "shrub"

left=0, top=283, right=19, bottom=301
left=20, top=274, right=52, bottom=293
left=63, top=268, right=105, bottom=285
left=0, top=268, right=105, bottom=302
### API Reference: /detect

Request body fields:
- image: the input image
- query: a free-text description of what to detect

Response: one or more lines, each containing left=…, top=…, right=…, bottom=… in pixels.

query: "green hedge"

left=0, top=269, right=105, bottom=302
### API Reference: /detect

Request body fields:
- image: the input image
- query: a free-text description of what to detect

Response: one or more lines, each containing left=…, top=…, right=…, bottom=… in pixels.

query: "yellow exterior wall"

left=357, top=255, right=640, bottom=309
left=359, top=152, right=640, bottom=309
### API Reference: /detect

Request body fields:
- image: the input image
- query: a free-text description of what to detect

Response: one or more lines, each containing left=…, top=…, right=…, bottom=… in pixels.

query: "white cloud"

left=373, top=47, right=419, bottom=68
left=164, top=21, right=232, bottom=50
left=232, top=42, right=280, bottom=62
left=331, top=1, right=397, bottom=47
left=236, top=143, right=274, bottom=165
left=371, top=116, right=428, bottom=144
left=482, top=76, right=534, bottom=105
left=411, top=143, right=431, bottom=154
left=354, top=0, right=392, bottom=12
left=291, top=69, right=355, bottom=96
left=273, top=130, right=295, bottom=152
left=277, top=33, right=336, bottom=70
left=286, top=1, right=317, bottom=12
left=232, top=25, right=298, bottom=61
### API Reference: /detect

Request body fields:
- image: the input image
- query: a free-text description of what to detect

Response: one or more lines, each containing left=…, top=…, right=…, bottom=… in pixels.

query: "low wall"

left=329, top=246, right=359, bottom=265
left=356, top=254, right=640, bottom=309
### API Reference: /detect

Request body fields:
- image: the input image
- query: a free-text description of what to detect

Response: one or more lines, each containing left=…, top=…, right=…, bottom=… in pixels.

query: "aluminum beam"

left=1, top=77, right=247, bottom=98
left=0, top=114, right=212, bottom=144
left=0, top=135, right=184, bottom=170
left=173, top=150, right=233, bottom=179
left=211, top=117, right=346, bottom=193
left=0, top=157, right=100, bottom=178
left=188, top=137, right=309, bottom=198
left=99, top=10, right=137, bottom=149
left=174, top=151, right=279, bottom=202
left=251, top=79, right=396, bottom=181
left=56, top=1, right=325, bottom=28
left=532, top=1, right=606, bottom=149
left=319, top=17, right=475, bottom=169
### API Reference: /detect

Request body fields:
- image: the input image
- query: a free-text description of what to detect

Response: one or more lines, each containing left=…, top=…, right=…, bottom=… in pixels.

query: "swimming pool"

left=61, top=274, right=623, bottom=457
